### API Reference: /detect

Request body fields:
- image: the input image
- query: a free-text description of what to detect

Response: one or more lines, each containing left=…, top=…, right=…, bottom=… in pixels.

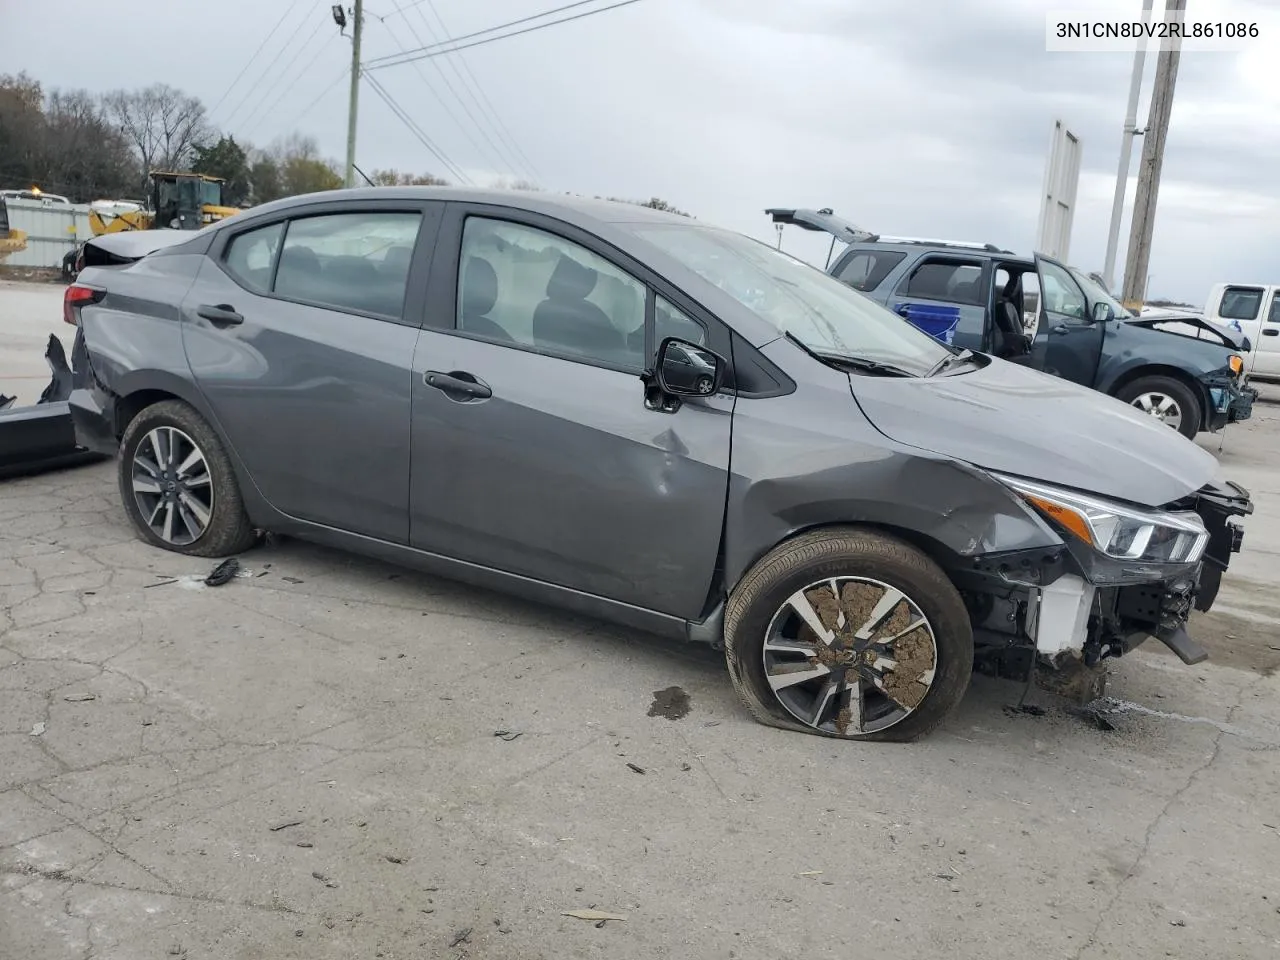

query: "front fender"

left=1095, top=323, right=1235, bottom=394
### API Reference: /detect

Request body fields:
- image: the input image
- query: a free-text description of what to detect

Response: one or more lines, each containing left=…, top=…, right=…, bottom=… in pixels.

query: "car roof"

left=847, top=238, right=1031, bottom=264
left=232, top=186, right=695, bottom=229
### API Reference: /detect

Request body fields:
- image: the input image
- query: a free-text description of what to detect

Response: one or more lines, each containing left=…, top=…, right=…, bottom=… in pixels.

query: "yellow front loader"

left=89, top=172, right=243, bottom=235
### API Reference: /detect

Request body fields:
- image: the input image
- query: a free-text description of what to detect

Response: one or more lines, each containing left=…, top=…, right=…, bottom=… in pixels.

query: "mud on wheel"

left=723, top=527, right=974, bottom=742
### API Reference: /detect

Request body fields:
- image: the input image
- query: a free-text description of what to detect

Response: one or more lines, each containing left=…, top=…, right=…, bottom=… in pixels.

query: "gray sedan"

left=64, top=188, right=1252, bottom=741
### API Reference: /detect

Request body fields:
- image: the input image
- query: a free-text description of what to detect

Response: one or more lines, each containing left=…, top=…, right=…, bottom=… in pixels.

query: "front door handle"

left=1050, top=323, right=1070, bottom=335
left=197, top=304, right=244, bottom=327
left=1263, top=328, right=1278, bottom=337
left=424, top=370, right=492, bottom=401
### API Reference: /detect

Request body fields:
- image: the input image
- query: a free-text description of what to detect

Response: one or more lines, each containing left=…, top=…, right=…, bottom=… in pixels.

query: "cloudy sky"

left=4, top=0, right=1278, bottom=304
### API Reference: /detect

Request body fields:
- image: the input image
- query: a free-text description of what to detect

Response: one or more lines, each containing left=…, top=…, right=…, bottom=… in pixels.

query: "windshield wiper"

left=926, top=348, right=976, bottom=377
left=783, top=332, right=918, bottom=378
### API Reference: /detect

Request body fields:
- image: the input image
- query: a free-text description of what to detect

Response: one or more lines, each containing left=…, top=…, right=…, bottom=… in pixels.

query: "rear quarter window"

left=224, top=222, right=284, bottom=293
left=833, top=249, right=906, bottom=292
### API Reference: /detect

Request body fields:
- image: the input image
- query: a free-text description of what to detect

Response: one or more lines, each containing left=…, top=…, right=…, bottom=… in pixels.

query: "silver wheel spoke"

left=134, top=455, right=162, bottom=478
left=767, top=660, right=831, bottom=692
left=809, top=676, right=839, bottom=726
left=178, top=491, right=211, bottom=529
left=176, top=501, right=203, bottom=541
left=785, top=590, right=835, bottom=645
left=132, top=474, right=163, bottom=495
left=176, top=447, right=205, bottom=479
left=161, top=500, right=176, bottom=542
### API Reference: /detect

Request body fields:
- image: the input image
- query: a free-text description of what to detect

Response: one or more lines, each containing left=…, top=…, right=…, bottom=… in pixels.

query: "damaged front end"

left=957, top=475, right=1252, bottom=703
left=0, top=334, right=104, bottom=479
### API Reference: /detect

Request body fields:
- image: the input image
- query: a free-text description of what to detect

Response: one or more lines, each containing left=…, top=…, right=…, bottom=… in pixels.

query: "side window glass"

left=653, top=296, right=706, bottom=365
left=1220, top=286, right=1263, bottom=321
left=457, top=216, right=647, bottom=371
left=1038, top=261, right=1087, bottom=321
left=1268, top=294, right=1280, bottom=325
left=901, top=260, right=985, bottom=305
left=835, top=250, right=905, bottom=292
left=224, top=222, right=284, bottom=293
left=274, top=211, right=422, bottom=318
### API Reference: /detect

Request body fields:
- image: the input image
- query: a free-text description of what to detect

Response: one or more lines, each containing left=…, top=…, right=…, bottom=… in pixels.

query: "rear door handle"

left=424, top=370, right=492, bottom=400
left=197, top=304, right=244, bottom=327
left=1263, top=329, right=1278, bottom=337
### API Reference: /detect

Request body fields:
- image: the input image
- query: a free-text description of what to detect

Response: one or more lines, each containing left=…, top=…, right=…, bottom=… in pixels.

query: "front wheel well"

left=1106, top=365, right=1209, bottom=412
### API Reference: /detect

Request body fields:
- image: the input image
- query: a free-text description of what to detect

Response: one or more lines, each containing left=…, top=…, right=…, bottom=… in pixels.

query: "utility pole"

left=345, top=0, right=363, bottom=188
left=1120, top=0, right=1185, bottom=312
left=1102, top=0, right=1154, bottom=292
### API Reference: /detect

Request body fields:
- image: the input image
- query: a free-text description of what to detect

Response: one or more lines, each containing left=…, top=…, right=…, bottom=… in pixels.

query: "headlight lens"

left=995, top=474, right=1208, bottom=564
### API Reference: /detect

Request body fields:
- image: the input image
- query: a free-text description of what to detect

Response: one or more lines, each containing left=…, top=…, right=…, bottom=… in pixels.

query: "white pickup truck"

left=1203, top=283, right=1280, bottom=382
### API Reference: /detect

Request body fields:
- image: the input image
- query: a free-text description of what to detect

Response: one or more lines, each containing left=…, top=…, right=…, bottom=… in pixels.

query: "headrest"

left=462, top=257, right=498, bottom=317
left=545, top=255, right=598, bottom=301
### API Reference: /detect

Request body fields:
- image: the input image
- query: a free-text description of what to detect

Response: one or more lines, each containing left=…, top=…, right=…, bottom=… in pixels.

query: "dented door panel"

left=408, top=331, right=733, bottom=619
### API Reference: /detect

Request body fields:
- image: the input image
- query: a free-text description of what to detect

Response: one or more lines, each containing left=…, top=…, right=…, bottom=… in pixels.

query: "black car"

left=768, top=207, right=1256, bottom=439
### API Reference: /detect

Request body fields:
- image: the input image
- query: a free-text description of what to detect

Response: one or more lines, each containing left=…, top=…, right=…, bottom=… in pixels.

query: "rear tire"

left=723, top=527, right=974, bottom=742
left=1114, top=375, right=1202, bottom=439
left=118, top=399, right=256, bottom=558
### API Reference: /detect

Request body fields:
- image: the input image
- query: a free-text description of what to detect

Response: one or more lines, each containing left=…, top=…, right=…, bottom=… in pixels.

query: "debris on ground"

left=385, top=854, right=406, bottom=864
left=144, top=578, right=179, bottom=589
left=205, top=558, right=241, bottom=586
left=563, top=909, right=627, bottom=922
left=296, top=841, right=313, bottom=848
left=282, top=576, right=305, bottom=584
left=269, top=818, right=304, bottom=831
left=797, top=871, right=822, bottom=877
left=311, top=871, right=338, bottom=888
left=63, top=693, right=96, bottom=702
left=626, top=762, right=645, bottom=775
left=1003, top=703, right=1046, bottom=718
left=29, top=721, right=45, bottom=737
left=1070, top=704, right=1118, bottom=731
left=680, top=762, right=692, bottom=771
left=493, top=729, right=523, bottom=741
left=448, top=927, right=473, bottom=947
left=646, top=685, right=690, bottom=720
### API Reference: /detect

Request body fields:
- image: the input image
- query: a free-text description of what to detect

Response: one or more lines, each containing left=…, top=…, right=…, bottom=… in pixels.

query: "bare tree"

left=103, top=84, right=212, bottom=187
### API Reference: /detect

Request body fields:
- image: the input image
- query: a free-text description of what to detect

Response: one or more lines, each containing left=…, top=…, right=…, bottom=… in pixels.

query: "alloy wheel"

left=761, top=576, right=938, bottom=736
left=1131, top=391, right=1183, bottom=431
left=130, top=426, right=214, bottom=546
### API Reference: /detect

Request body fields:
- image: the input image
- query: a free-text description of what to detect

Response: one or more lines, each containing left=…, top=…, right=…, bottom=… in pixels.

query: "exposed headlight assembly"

left=995, top=474, right=1208, bottom=565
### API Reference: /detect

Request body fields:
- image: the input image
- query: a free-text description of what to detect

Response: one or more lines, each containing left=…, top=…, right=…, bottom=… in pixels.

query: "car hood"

left=1124, top=309, right=1247, bottom=350
left=850, top=357, right=1219, bottom=507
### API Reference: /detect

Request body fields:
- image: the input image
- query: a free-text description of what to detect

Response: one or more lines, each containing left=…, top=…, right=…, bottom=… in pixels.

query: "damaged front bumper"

left=969, top=479, right=1253, bottom=701
left=1206, top=377, right=1256, bottom=430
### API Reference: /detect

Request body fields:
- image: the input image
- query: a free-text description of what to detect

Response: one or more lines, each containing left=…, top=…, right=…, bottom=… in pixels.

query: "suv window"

left=1220, top=286, right=1263, bottom=321
left=224, top=222, right=284, bottom=293
left=834, top=250, right=905, bottom=292
left=457, top=216, right=648, bottom=371
left=1038, top=260, right=1087, bottom=321
left=1269, top=293, right=1280, bottom=324
left=274, top=211, right=422, bottom=318
left=900, top=259, right=986, bottom=305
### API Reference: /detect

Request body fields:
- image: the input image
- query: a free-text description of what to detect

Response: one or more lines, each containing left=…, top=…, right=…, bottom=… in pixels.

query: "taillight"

left=63, top=284, right=103, bottom=326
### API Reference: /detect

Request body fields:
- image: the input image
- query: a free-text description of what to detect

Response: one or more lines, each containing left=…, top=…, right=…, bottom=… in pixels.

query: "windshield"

left=1068, top=265, right=1133, bottom=319
left=628, top=223, right=951, bottom=376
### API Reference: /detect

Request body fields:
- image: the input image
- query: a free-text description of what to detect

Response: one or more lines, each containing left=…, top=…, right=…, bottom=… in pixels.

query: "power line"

left=365, top=0, right=646, bottom=71
left=419, top=0, right=542, bottom=182
left=209, top=0, right=308, bottom=119
left=237, top=17, right=331, bottom=137
left=242, top=31, right=338, bottom=141
left=362, top=71, right=472, bottom=184
left=378, top=1, right=520, bottom=179
left=277, top=68, right=349, bottom=135
left=222, top=3, right=315, bottom=128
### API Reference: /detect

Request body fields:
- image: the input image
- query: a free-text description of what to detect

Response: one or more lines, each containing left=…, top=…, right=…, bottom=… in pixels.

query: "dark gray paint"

left=68, top=186, right=1236, bottom=647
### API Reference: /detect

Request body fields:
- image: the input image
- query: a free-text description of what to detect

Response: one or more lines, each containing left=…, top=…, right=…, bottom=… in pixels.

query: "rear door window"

left=899, top=258, right=987, bottom=306
left=1220, top=286, right=1264, bottom=321
left=223, top=222, right=284, bottom=293
left=833, top=250, right=906, bottom=292
left=273, top=211, right=423, bottom=318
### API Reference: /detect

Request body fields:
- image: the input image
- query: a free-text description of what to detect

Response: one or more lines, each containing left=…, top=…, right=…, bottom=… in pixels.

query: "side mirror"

left=655, top=337, right=724, bottom=397
left=1092, top=301, right=1115, bottom=323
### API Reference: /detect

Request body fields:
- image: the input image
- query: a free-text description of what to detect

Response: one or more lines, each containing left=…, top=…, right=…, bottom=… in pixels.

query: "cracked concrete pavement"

left=3, top=286, right=1280, bottom=959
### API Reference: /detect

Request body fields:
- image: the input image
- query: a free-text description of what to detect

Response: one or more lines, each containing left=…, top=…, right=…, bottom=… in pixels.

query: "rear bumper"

left=68, top=386, right=119, bottom=456
left=0, top=400, right=102, bottom=479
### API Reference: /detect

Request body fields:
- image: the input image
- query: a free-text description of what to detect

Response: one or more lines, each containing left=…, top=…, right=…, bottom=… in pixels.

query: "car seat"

left=460, top=257, right=513, bottom=342
left=532, top=255, right=625, bottom=359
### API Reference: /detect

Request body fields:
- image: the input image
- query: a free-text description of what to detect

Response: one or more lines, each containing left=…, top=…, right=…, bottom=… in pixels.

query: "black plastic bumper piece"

left=1158, top=626, right=1209, bottom=665
left=0, top=400, right=103, bottom=479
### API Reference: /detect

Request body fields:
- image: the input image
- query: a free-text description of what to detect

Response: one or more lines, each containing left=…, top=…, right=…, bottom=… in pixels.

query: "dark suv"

left=768, top=208, right=1255, bottom=439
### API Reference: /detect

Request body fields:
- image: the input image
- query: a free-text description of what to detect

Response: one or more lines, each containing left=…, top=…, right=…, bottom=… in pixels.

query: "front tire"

left=118, top=399, right=256, bottom=557
left=723, top=527, right=974, bottom=742
left=1115, top=375, right=1202, bottom=439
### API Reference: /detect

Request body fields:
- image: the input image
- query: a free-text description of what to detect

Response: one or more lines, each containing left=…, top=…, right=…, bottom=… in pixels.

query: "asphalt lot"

left=3, top=280, right=1279, bottom=959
